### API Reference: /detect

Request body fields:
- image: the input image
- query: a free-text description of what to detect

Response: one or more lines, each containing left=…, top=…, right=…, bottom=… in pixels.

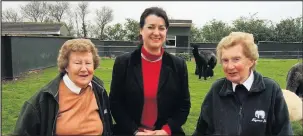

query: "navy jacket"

left=193, top=71, right=293, bottom=136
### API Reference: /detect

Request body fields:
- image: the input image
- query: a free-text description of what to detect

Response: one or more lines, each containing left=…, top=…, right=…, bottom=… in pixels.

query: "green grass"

left=2, top=58, right=302, bottom=135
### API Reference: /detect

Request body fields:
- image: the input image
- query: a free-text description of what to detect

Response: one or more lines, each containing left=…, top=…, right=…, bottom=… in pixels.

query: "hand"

left=135, top=129, right=156, bottom=136
left=154, top=130, right=169, bottom=135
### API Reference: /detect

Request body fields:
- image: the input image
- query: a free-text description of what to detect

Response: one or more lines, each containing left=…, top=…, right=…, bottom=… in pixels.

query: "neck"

left=239, top=70, right=252, bottom=84
left=143, top=45, right=161, bottom=55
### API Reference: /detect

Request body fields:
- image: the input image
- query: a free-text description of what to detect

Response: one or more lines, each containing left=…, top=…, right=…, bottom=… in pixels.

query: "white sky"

left=2, top=1, right=302, bottom=27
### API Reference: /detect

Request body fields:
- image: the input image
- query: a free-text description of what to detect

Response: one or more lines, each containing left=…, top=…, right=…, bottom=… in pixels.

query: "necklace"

left=141, top=53, right=162, bottom=62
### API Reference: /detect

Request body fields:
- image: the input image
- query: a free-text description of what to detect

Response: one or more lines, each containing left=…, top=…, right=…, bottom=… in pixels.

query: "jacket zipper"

left=52, top=109, right=59, bottom=135
left=238, top=106, right=242, bottom=135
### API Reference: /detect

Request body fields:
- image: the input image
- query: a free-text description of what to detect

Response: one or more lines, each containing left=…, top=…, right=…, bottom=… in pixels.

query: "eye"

left=148, top=26, right=154, bottom=29
left=221, top=59, right=228, bottom=63
left=159, top=27, right=166, bottom=31
left=232, top=58, right=240, bottom=62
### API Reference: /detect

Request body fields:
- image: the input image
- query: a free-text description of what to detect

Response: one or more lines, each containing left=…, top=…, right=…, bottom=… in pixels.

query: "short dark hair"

left=139, top=7, right=169, bottom=29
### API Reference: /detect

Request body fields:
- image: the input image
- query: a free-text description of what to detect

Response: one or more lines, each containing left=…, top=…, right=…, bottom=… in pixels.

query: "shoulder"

left=210, top=78, right=226, bottom=90
left=164, top=51, right=186, bottom=70
left=166, top=52, right=185, bottom=63
left=27, top=74, right=64, bottom=106
left=263, top=77, right=281, bottom=91
left=26, top=78, right=59, bottom=110
left=261, top=76, right=284, bottom=99
left=92, top=76, right=105, bottom=87
left=115, top=52, right=132, bottom=64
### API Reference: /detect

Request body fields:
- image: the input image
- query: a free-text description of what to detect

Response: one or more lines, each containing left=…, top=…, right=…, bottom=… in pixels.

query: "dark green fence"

left=2, top=36, right=73, bottom=79
left=1, top=36, right=302, bottom=80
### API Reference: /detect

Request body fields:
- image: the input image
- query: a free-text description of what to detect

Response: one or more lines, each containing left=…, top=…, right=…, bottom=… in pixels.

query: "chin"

left=77, top=80, right=90, bottom=87
left=227, top=77, right=240, bottom=83
left=150, top=43, right=163, bottom=48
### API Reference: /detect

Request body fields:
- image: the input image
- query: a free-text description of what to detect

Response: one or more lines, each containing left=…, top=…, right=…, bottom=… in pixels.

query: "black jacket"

left=109, top=47, right=191, bottom=135
left=13, top=73, right=113, bottom=136
left=193, top=71, right=293, bottom=136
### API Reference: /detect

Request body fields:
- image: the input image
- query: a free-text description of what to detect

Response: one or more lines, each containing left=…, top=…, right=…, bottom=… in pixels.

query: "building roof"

left=2, top=22, right=68, bottom=35
left=169, top=19, right=192, bottom=27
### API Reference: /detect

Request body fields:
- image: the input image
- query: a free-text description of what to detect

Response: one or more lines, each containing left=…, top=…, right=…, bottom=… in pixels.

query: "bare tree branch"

left=77, top=2, right=89, bottom=38
left=48, top=2, right=69, bottom=22
left=65, top=13, right=76, bottom=37
left=20, top=1, right=49, bottom=22
left=2, top=8, right=23, bottom=22
left=74, top=13, right=81, bottom=37
left=95, top=6, right=114, bottom=40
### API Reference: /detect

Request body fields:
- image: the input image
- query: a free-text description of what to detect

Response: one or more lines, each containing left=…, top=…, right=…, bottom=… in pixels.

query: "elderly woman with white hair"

left=193, top=32, right=293, bottom=136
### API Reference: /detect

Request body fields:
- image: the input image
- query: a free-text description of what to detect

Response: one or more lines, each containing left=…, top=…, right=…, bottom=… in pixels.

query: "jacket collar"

left=130, top=46, right=175, bottom=94
left=42, top=73, right=104, bottom=102
left=219, top=70, right=266, bottom=96
left=130, top=45, right=173, bottom=66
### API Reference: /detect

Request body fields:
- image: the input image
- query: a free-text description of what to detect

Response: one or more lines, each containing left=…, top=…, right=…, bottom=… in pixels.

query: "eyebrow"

left=222, top=56, right=241, bottom=59
left=147, top=24, right=166, bottom=27
left=232, top=56, right=241, bottom=59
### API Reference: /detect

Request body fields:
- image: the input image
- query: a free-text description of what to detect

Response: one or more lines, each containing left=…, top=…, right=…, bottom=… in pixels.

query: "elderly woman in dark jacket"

left=193, top=32, right=293, bottom=136
left=13, top=39, right=113, bottom=136
left=109, top=7, right=191, bottom=136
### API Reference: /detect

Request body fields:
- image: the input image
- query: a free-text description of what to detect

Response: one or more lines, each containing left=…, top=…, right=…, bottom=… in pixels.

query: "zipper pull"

left=239, top=107, right=242, bottom=115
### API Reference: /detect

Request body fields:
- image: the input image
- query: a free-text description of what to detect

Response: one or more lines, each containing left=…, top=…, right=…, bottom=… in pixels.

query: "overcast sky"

left=2, top=1, right=302, bottom=27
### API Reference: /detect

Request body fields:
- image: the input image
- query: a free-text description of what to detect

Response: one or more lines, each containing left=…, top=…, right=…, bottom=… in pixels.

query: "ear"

left=65, top=68, right=69, bottom=73
left=248, top=59, right=255, bottom=68
left=140, top=28, right=143, bottom=35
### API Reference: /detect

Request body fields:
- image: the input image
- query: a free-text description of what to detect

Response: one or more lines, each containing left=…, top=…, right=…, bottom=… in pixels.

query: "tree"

left=74, top=12, right=81, bottom=37
left=104, top=23, right=127, bottom=40
left=232, top=13, right=276, bottom=42
left=201, top=19, right=232, bottom=42
left=20, top=1, right=49, bottom=22
left=86, top=21, right=99, bottom=38
left=77, top=2, right=89, bottom=38
left=65, top=14, right=76, bottom=37
left=190, top=24, right=205, bottom=42
left=48, top=2, right=69, bottom=22
left=295, top=15, right=303, bottom=42
left=124, top=18, right=140, bottom=41
left=2, top=8, right=23, bottom=22
left=95, top=6, right=114, bottom=40
left=275, top=16, right=302, bottom=42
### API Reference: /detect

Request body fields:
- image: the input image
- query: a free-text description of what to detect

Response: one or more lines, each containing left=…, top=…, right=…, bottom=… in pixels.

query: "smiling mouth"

left=151, top=38, right=161, bottom=42
left=229, top=72, right=237, bottom=75
left=79, top=75, right=88, bottom=77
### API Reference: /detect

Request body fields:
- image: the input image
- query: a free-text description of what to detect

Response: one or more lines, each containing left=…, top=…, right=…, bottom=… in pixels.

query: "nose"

left=80, top=64, right=88, bottom=72
left=226, top=62, right=235, bottom=70
left=152, top=28, right=160, bottom=35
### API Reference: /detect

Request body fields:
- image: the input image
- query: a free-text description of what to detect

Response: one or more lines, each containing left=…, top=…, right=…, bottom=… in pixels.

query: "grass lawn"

left=2, top=58, right=302, bottom=135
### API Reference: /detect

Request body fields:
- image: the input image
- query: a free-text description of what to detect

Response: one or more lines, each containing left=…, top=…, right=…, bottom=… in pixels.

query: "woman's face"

left=221, top=44, right=254, bottom=84
left=140, top=14, right=167, bottom=50
left=65, top=51, right=94, bottom=88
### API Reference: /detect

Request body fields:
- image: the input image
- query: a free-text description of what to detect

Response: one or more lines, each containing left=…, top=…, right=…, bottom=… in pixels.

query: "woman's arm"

left=13, top=101, right=40, bottom=136
left=109, top=56, right=139, bottom=134
left=165, top=59, right=191, bottom=133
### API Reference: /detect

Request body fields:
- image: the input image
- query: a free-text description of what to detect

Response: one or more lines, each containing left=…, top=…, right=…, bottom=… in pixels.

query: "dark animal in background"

left=194, top=49, right=217, bottom=78
left=286, top=62, right=303, bottom=98
left=192, top=46, right=208, bottom=80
